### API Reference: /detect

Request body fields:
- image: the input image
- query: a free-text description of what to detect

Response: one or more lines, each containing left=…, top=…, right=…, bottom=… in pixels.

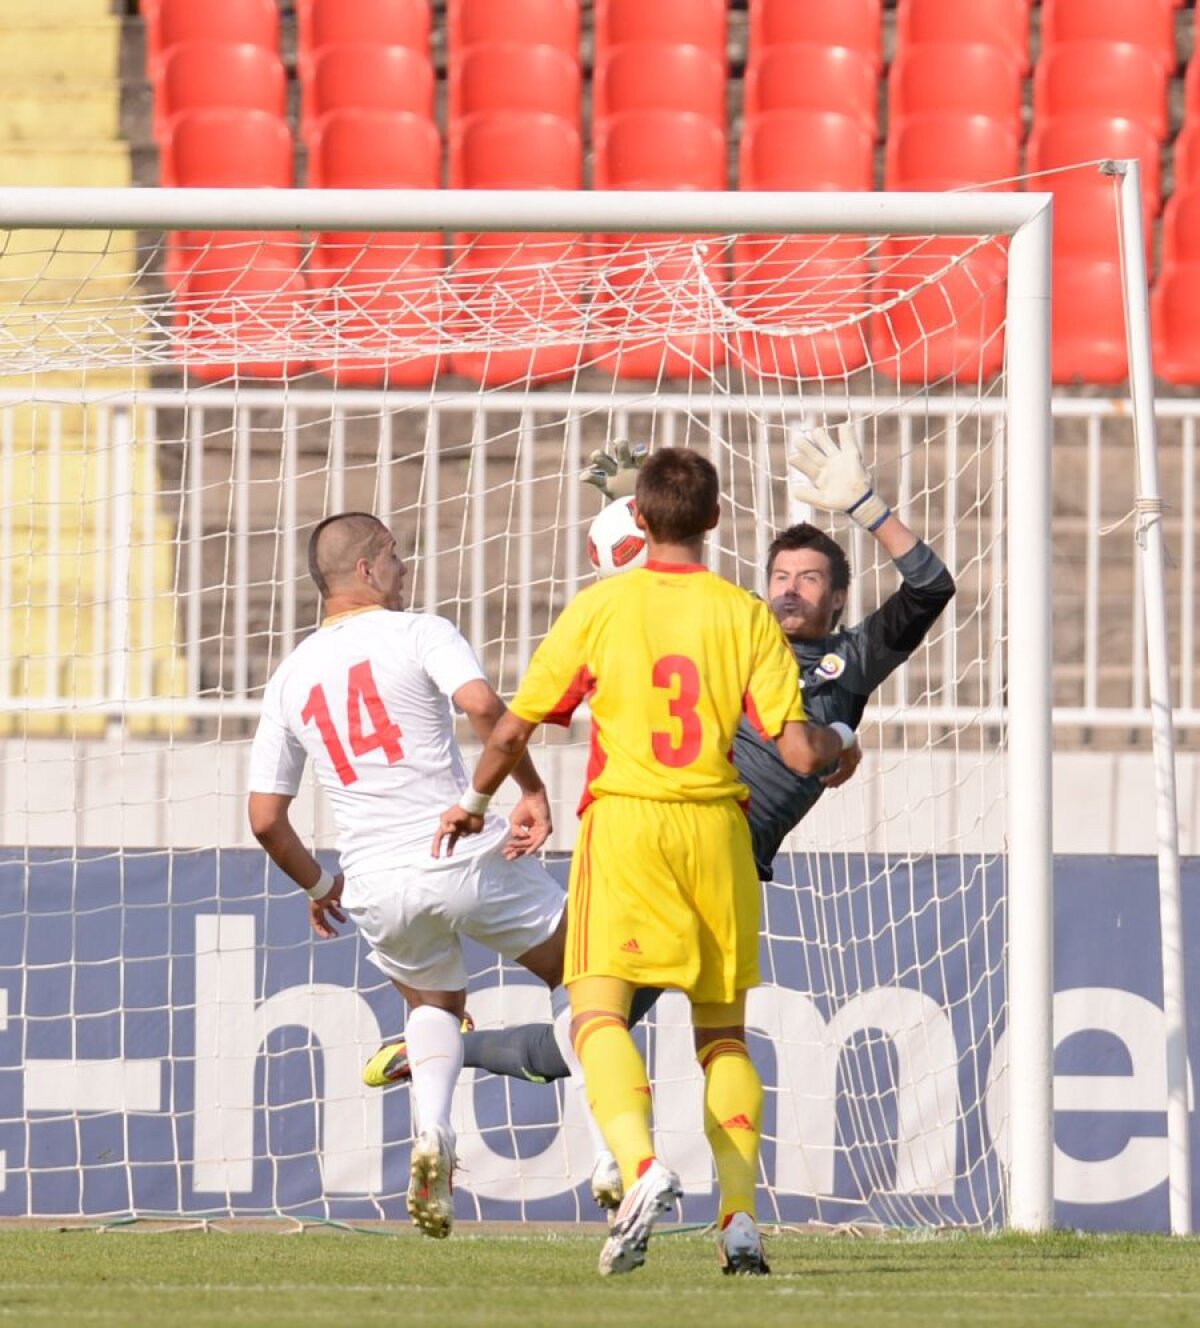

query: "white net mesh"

left=0, top=220, right=1012, bottom=1225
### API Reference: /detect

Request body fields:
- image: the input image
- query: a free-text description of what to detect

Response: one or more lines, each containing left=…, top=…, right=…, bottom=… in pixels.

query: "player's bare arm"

left=432, top=709, right=540, bottom=860
left=246, top=791, right=346, bottom=939
left=774, top=719, right=862, bottom=788
left=452, top=678, right=552, bottom=858
left=871, top=509, right=920, bottom=560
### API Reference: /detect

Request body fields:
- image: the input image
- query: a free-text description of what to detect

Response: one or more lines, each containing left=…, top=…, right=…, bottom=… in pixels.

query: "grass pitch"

left=0, top=1226, right=1198, bottom=1327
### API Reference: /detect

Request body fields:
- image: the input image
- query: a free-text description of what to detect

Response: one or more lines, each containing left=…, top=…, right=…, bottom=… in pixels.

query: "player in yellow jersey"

left=433, top=449, right=861, bottom=1277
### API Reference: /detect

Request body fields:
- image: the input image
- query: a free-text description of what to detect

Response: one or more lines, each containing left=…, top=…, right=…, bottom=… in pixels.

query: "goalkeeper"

left=365, top=423, right=955, bottom=1206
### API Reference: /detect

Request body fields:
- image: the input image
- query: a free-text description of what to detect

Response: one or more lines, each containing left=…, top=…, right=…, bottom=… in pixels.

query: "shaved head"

left=308, top=512, right=391, bottom=598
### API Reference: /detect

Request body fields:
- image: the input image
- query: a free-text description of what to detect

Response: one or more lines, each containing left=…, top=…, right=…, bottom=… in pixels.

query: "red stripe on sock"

left=573, top=1013, right=624, bottom=1059
left=698, top=1038, right=749, bottom=1071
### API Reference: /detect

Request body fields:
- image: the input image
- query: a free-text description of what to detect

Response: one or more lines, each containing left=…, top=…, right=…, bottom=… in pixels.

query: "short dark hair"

left=766, top=523, right=851, bottom=597
left=634, top=448, right=719, bottom=544
left=307, top=511, right=390, bottom=597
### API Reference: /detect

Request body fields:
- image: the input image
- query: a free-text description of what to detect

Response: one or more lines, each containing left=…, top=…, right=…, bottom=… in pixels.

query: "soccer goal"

left=0, top=180, right=1123, bottom=1233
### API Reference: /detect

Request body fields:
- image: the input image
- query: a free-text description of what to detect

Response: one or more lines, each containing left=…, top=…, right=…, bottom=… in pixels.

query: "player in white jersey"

left=247, top=511, right=597, bottom=1239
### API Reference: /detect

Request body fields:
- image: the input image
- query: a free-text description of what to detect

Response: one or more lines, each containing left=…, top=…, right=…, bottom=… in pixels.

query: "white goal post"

left=0, top=184, right=1067, bottom=1230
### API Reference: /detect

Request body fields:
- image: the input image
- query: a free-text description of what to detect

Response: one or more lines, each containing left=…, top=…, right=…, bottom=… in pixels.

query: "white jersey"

left=248, top=607, right=509, bottom=875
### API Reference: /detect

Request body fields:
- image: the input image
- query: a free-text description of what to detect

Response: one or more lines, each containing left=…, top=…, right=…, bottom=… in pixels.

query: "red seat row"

left=153, top=0, right=1194, bottom=387
left=1154, top=27, right=1200, bottom=382
left=171, top=232, right=1016, bottom=388
left=159, top=114, right=1157, bottom=388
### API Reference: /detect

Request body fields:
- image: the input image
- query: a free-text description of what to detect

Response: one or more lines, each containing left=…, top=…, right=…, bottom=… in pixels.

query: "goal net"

left=0, top=189, right=1055, bottom=1230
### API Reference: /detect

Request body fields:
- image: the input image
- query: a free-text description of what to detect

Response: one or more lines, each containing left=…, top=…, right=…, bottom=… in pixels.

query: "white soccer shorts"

left=343, top=842, right=566, bottom=992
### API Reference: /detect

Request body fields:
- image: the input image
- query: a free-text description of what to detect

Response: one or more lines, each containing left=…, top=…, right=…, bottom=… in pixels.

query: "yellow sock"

left=698, top=1037, right=762, bottom=1223
left=574, top=1013, right=654, bottom=1191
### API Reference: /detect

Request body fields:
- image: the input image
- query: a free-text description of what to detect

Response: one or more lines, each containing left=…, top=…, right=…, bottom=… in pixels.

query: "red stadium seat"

left=448, top=0, right=579, bottom=54
left=450, top=112, right=581, bottom=189
left=748, top=0, right=883, bottom=74
left=165, top=226, right=294, bottom=289
left=1154, top=189, right=1200, bottom=381
left=296, top=0, right=430, bottom=63
left=1156, top=173, right=1200, bottom=384
left=594, top=234, right=728, bottom=380
left=595, top=0, right=726, bottom=55
left=309, top=237, right=443, bottom=387
left=1152, top=259, right=1200, bottom=383
left=161, top=109, right=293, bottom=187
left=449, top=43, right=580, bottom=124
left=307, top=109, right=440, bottom=189
left=594, top=110, right=726, bottom=190
left=174, top=234, right=308, bottom=382
left=740, top=109, right=874, bottom=191
left=886, top=112, right=1021, bottom=191
left=1171, top=122, right=1200, bottom=193
left=1049, top=173, right=1151, bottom=265
left=145, top=0, right=279, bottom=77
left=745, top=44, right=878, bottom=137
left=732, top=235, right=874, bottom=380
left=154, top=42, right=286, bottom=144
left=1040, top=0, right=1176, bottom=75
left=888, top=43, right=1022, bottom=124
left=594, top=43, right=726, bottom=127
left=450, top=233, right=587, bottom=386
left=895, top=0, right=1031, bottom=75
left=1160, top=188, right=1200, bottom=265
left=303, top=44, right=435, bottom=135
left=1051, top=258, right=1128, bottom=383
left=871, top=237, right=1007, bottom=382
left=1026, top=114, right=1162, bottom=215
left=1034, top=42, right=1169, bottom=142
left=1183, top=59, right=1200, bottom=120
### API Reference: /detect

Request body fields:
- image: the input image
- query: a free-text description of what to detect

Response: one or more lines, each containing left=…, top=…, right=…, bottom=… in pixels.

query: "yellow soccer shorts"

left=565, top=795, right=761, bottom=1004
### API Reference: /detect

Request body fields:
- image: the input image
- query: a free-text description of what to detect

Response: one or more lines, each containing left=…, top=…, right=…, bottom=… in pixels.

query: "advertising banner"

left=0, top=850, right=1195, bottom=1230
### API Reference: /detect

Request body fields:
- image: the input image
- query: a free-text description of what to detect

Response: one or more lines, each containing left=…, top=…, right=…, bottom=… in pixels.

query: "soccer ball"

left=587, top=496, right=648, bottom=578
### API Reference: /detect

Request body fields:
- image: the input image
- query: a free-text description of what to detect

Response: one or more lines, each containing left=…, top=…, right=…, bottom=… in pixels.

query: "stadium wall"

left=2, top=740, right=1198, bottom=854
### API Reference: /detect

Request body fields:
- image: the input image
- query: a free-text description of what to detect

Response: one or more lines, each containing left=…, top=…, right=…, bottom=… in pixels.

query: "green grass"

left=1, top=1227, right=1198, bottom=1327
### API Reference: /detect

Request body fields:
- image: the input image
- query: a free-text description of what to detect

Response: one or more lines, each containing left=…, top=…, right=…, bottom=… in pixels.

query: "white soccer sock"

left=551, top=985, right=611, bottom=1158
left=405, top=1005, right=465, bottom=1142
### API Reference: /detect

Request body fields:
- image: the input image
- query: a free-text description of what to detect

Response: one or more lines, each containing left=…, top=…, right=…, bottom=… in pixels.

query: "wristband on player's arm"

left=303, top=867, right=336, bottom=902
left=459, top=787, right=492, bottom=816
left=846, top=490, right=891, bottom=532
left=828, top=721, right=859, bottom=752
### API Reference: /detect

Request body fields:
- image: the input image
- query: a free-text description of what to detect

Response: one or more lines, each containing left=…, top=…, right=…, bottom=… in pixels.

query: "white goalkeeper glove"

left=582, top=440, right=647, bottom=502
left=787, top=421, right=891, bottom=532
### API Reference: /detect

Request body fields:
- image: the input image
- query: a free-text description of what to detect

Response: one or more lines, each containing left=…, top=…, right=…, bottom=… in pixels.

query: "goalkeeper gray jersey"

left=735, top=540, right=955, bottom=879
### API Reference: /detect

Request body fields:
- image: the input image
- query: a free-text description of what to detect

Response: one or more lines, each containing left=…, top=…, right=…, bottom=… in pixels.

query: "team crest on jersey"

left=815, top=652, right=845, bottom=679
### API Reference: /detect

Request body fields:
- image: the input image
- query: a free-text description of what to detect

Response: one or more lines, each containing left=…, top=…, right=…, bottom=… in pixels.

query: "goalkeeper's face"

left=768, top=548, right=846, bottom=641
